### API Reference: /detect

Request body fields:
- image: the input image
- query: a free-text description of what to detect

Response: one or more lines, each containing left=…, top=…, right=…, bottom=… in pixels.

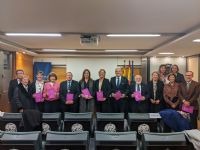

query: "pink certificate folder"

left=48, top=89, right=56, bottom=99
left=82, top=88, right=91, bottom=97
left=115, top=91, right=122, bottom=101
left=182, top=105, right=194, bottom=114
left=34, top=93, right=43, bottom=103
left=134, top=91, right=142, bottom=102
left=97, top=91, right=104, bottom=101
left=66, top=93, right=74, bottom=102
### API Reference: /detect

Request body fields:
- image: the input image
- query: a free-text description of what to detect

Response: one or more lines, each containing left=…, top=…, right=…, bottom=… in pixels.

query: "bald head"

left=135, top=75, right=142, bottom=84
left=115, top=67, right=122, bottom=77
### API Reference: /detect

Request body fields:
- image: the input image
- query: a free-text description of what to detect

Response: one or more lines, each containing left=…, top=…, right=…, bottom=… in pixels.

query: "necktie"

left=67, top=81, right=71, bottom=90
left=186, top=82, right=190, bottom=91
left=116, top=77, right=120, bottom=89
left=137, top=84, right=140, bottom=92
left=24, top=85, right=28, bottom=92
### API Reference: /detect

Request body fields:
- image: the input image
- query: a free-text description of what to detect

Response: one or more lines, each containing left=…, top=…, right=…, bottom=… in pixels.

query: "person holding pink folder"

left=129, top=75, right=149, bottom=113
left=43, top=72, right=60, bottom=113
left=30, top=71, right=45, bottom=112
left=79, top=69, right=95, bottom=112
left=110, top=68, right=129, bottom=113
left=94, top=69, right=111, bottom=112
left=59, top=72, right=79, bottom=113
left=178, top=71, right=200, bottom=129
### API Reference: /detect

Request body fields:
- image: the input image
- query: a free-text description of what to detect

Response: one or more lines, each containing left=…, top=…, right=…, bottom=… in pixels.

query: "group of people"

left=8, top=64, right=200, bottom=129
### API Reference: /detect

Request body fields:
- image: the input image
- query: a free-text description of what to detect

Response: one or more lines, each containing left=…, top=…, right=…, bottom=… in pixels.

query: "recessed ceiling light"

left=5, top=33, right=62, bottom=37
left=106, top=34, right=161, bottom=37
left=159, top=52, right=174, bottom=55
left=105, top=49, right=138, bottom=52
left=42, top=49, right=76, bottom=52
left=193, top=39, right=200, bottom=42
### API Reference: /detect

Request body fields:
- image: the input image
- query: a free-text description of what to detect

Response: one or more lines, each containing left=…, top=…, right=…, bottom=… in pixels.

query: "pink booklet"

left=134, top=91, right=142, bottom=101
left=34, top=93, right=43, bottom=103
left=97, top=91, right=104, bottom=101
left=182, top=105, right=194, bottom=114
left=66, top=93, right=74, bottom=102
left=48, top=89, right=56, bottom=99
left=115, top=91, right=122, bottom=101
left=82, top=88, right=91, bottom=97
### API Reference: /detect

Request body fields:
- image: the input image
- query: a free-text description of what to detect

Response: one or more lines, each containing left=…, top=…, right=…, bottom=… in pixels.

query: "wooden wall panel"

left=16, top=52, right=33, bottom=81
left=51, top=66, right=66, bottom=83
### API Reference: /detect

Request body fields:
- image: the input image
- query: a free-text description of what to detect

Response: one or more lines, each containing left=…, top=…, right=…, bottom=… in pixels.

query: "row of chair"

left=0, top=112, right=162, bottom=136
left=0, top=130, right=191, bottom=150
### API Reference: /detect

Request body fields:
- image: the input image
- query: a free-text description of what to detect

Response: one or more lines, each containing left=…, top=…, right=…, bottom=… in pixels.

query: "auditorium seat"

left=128, top=113, right=161, bottom=139
left=0, top=113, right=22, bottom=132
left=95, top=131, right=137, bottom=150
left=42, top=113, right=62, bottom=133
left=142, top=132, right=190, bottom=150
left=45, top=131, right=89, bottom=150
left=64, top=112, right=93, bottom=133
left=96, top=112, right=125, bottom=132
left=0, top=131, right=42, bottom=150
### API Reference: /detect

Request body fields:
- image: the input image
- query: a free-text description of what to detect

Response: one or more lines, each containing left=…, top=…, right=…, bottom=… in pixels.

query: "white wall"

left=150, top=57, right=186, bottom=75
left=187, top=56, right=199, bottom=82
left=33, top=57, right=141, bottom=81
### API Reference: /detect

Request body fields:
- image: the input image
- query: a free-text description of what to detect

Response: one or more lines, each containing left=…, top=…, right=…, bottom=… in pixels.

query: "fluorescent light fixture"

left=193, top=39, right=200, bottom=42
left=105, top=49, right=138, bottom=52
left=106, top=34, right=161, bottom=37
left=159, top=52, right=174, bottom=55
left=42, top=49, right=76, bottom=52
left=5, top=33, right=62, bottom=37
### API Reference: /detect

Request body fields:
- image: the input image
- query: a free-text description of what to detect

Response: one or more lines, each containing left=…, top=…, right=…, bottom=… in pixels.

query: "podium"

left=45, top=131, right=89, bottom=150
left=142, top=132, right=189, bottom=150
left=0, top=131, right=42, bottom=150
left=95, top=131, right=137, bottom=150
left=96, top=113, right=125, bottom=132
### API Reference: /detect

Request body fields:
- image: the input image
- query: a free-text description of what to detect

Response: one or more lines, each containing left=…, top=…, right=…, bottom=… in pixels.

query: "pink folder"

left=82, top=88, right=91, bottom=97
left=66, top=93, right=74, bottom=102
left=48, top=89, right=56, bottom=99
left=34, top=93, right=43, bottom=103
left=115, top=91, right=122, bottom=101
left=97, top=91, right=104, bottom=101
left=134, top=91, right=142, bottom=101
left=182, top=105, right=194, bottom=114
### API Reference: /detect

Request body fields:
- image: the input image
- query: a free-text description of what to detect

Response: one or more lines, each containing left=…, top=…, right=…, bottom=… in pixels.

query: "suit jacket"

left=13, top=83, right=36, bottom=111
left=148, top=80, right=164, bottom=102
left=110, top=76, right=129, bottom=95
left=175, top=72, right=185, bottom=83
left=43, top=82, right=60, bottom=101
left=129, top=81, right=149, bottom=101
left=59, top=80, right=80, bottom=104
left=29, top=80, right=46, bottom=95
left=8, top=79, right=19, bottom=101
left=94, top=78, right=111, bottom=98
left=178, top=80, right=199, bottom=110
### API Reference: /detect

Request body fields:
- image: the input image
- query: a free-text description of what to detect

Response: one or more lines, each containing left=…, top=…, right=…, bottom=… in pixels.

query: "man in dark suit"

left=13, top=75, right=36, bottom=112
left=129, top=75, right=149, bottom=113
left=8, top=69, right=24, bottom=112
left=178, top=71, right=200, bottom=129
left=110, top=68, right=129, bottom=113
left=59, top=72, right=80, bottom=113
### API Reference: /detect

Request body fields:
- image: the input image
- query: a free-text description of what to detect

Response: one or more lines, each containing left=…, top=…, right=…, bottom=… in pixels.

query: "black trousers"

left=111, top=98, right=126, bottom=113
left=44, top=100, right=60, bottom=113
left=95, top=98, right=111, bottom=113
left=130, top=99, right=148, bottom=113
left=190, top=109, right=198, bottom=129
left=35, top=102, right=44, bottom=112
